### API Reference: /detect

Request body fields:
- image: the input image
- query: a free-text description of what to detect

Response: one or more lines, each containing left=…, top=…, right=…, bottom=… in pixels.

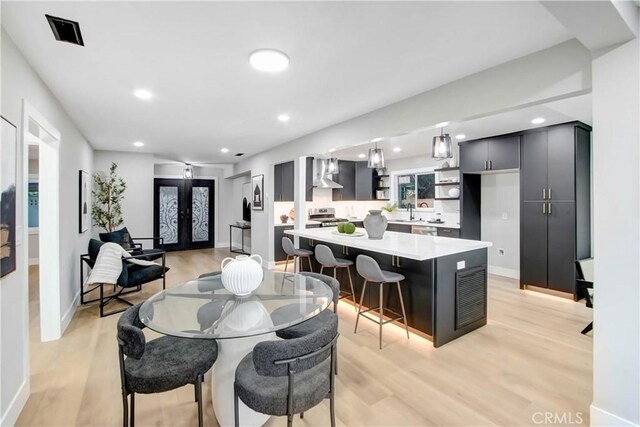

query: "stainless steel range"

left=308, top=207, right=348, bottom=227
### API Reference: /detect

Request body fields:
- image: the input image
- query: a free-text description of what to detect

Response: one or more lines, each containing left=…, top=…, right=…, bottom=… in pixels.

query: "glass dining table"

left=139, top=270, right=333, bottom=427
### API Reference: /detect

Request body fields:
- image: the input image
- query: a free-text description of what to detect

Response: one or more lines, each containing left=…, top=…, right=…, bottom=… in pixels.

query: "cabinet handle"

left=542, top=203, right=546, bottom=215
left=489, top=160, right=492, bottom=170
left=391, top=255, right=395, bottom=267
left=548, top=202, right=552, bottom=215
left=542, top=188, right=546, bottom=200
left=548, top=188, right=552, bottom=200
left=396, top=257, right=401, bottom=268
left=484, top=160, right=488, bottom=170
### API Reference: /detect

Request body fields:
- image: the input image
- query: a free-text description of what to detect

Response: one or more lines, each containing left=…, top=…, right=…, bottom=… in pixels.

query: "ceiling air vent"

left=46, top=14, right=84, bottom=46
left=235, top=153, right=245, bottom=157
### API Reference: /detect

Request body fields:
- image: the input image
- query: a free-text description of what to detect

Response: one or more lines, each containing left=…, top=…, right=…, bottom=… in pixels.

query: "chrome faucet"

left=407, top=203, right=415, bottom=221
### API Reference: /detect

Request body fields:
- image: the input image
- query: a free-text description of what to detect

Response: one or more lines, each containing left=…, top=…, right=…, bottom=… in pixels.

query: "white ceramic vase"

left=220, top=254, right=264, bottom=296
left=448, top=187, right=460, bottom=198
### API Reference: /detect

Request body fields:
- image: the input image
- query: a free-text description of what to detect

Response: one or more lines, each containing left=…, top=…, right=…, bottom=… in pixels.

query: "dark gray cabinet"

left=332, top=161, right=356, bottom=201
left=355, top=162, right=375, bottom=201
left=274, top=225, right=294, bottom=261
left=437, top=227, right=460, bottom=238
left=274, top=161, right=294, bottom=202
left=387, top=223, right=411, bottom=233
left=460, top=135, right=520, bottom=173
left=520, top=122, right=591, bottom=298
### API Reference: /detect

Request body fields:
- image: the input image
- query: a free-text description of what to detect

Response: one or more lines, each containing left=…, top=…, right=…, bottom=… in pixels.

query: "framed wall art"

left=251, top=174, right=264, bottom=211
left=1, top=116, right=17, bottom=278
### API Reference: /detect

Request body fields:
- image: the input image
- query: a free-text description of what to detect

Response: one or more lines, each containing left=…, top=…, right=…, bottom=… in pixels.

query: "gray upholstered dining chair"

left=315, top=244, right=356, bottom=309
left=355, top=254, right=410, bottom=349
left=234, top=311, right=339, bottom=427
left=282, top=237, right=314, bottom=273
left=117, top=303, right=218, bottom=427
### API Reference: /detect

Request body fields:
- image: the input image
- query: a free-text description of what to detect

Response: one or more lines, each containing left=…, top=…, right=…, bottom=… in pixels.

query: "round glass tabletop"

left=139, top=271, right=333, bottom=339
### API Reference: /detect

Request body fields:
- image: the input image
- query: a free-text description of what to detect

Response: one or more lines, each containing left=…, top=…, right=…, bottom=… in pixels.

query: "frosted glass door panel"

left=191, top=187, right=209, bottom=242
left=159, top=186, right=179, bottom=244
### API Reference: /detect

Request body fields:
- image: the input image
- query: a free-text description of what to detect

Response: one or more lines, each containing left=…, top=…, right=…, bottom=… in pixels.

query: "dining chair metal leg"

left=196, top=375, right=203, bottom=427
left=320, top=266, right=324, bottom=275
left=346, top=266, right=357, bottom=311
left=307, top=256, right=313, bottom=272
left=354, top=280, right=368, bottom=333
left=397, top=282, right=410, bottom=339
left=379, top=283, right=384, bottom=349
left=329, top=345, right=336, bottom=427
left=121, top=392, right=128, bottom=427
left=130, top=392, right=135, bottom=427
left=287, top=414, right=293, bottom=427
left=234, top=383, right=240, bottom=427
left=300, top=412, right=304, bottom=419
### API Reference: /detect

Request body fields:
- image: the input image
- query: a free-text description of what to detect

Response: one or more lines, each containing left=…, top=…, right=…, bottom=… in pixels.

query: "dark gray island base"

left=286, top=228, right=490, bottom=347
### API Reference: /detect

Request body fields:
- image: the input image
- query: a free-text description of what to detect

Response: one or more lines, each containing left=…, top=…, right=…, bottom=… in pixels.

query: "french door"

left=154, top=179, right=215, bottom=251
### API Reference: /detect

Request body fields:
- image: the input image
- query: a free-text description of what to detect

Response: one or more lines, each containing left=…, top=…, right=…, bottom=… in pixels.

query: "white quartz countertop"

left=285, top=227, right=491, bottom=261
left=274, top=220, right=321, bottom=227
left=348, top=219, right=460, bottom=229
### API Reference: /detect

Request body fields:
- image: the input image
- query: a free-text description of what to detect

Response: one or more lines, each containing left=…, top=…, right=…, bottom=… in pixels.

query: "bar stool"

left=354, top=254, right=409, bottom=349
left=282, top=237, right=313, bottom=273
left=315, top=244, right=357, bottom=310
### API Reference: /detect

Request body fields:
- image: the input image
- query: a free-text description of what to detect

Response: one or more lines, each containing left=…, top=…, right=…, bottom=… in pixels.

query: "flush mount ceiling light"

left=371, top=137, right=384, bottom=143
left=367, top=139, right=385, bottom=169
left=432, top=128, right=453, bottom=159
left=221, top=148, right=230, bottom=153
left=455, top=134, right=466, bottom=140
left=328, top=148, right=336, bottom=153
left=133, top=89, right=153, bottom=100
left=277, top=113, right=290, bottom=122
left=249, top=49, right=289, bottom=72
left=393, top=147, right=402, bottom=153
left=132, top=141, right=144, bottom=147
left=183, top=164, right=193, bottom=179
left=531, top=117, right=546, bottom=124
left=358, top=153, right=366, bottom=159
left=435, top=121, right=450, bottom=128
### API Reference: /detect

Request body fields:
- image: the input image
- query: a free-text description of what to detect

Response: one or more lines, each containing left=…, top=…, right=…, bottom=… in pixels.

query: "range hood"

left=312, top=158, right=343, bottom=189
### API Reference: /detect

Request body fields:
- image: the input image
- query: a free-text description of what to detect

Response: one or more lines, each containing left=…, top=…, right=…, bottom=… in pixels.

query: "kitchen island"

left=285, top=227, right=492, bottom=347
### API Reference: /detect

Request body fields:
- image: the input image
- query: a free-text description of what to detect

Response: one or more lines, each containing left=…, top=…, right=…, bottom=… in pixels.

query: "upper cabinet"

left=460, top=135, right=520, bottom=173
left=274, top=158, right=315, bottom=202
left=332, top=161, right=376, bottom=201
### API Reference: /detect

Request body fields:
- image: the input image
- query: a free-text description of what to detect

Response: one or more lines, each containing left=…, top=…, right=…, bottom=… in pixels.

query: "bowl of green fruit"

left=333, top=222, right=364, bottom=237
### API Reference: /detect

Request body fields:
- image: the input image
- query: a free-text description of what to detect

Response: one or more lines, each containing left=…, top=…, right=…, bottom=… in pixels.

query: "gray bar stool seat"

left=315, top=244, right=356, bottom=310
left=354, top=254, right=410, bottom=349
left=282, top=237, right=314, bottom=273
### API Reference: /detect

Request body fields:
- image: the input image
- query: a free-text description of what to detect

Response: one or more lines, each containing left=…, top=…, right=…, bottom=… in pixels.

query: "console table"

left=229, top=223, right=251, bottom=254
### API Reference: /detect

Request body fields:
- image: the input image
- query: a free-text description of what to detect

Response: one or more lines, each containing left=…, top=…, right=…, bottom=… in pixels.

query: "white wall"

left=591, top=36, right=640, bottom=426
left=480, top=172, right=520, bottom=279
left=154, top=163, right=234, bottom=247
left=231, top=40, right=591, bottom=264
left=1, top=31, right=94, bottom=426
left=93, top=151, right=154, bottom=241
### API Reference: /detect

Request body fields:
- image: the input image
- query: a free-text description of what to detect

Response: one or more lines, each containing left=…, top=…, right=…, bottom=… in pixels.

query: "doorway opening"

left=22, top=101, right=61, bottom=342
left=153, top=178, right=215, bottom=251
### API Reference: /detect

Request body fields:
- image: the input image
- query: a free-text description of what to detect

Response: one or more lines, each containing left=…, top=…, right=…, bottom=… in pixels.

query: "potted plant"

left=92, top=162, right=127, bottom=232
left=381, top=202, right=398, bottom=219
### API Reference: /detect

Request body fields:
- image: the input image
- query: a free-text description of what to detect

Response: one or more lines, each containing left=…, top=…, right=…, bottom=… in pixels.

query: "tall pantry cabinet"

left=520, top=123, right=591, bottom=298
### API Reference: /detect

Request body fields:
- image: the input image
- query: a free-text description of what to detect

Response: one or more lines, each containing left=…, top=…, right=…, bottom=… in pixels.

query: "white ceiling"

left=330, top=93, right=592, bottom=162
left=2, top=1, right=573, bottom=163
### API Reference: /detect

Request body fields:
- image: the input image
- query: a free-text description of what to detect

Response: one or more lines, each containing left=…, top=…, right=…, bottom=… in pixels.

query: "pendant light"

left=432, top=127, right=453, bottom=159
left=326, top=155, right=339, bottom=175
left=367, top=139, right=385, bottom=168
left=183, top=164, right=193, bottom=179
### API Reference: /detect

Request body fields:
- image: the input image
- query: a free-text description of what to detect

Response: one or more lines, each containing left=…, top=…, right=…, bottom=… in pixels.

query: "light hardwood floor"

left=19, top=249, right=593, bottom=426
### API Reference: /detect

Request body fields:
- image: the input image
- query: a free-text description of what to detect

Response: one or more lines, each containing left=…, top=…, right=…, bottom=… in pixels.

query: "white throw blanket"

left=87, top=242, right=157, bottom=286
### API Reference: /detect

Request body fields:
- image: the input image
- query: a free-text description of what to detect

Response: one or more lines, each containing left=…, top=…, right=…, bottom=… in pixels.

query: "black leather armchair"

left=81, top=239, right=169, bottom=317
left=99, top=226, right=165, bottom=262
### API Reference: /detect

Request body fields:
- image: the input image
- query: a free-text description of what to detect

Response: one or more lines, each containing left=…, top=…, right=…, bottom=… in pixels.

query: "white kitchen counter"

left=274, top=220, right=321, bottom=227
left=285, top=227, right=490, bottom=261
left=347, top=218, right=460, bottom=229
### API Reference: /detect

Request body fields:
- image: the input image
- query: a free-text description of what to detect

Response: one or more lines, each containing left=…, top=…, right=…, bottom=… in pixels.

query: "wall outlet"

left=502, top=212, right=508, bottom=220
left=457, top=260, right=466, bottom=270
left=498, top=248, right=505, bottom=256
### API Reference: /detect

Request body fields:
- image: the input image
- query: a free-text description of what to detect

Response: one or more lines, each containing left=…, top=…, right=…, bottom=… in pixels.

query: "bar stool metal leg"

left=397, top=282, right=410, bottom=339
left=283, top=255, right=291, bottom=273
left=354, top=280, right=368, bottom=333
left=379, top=282, right=384, bottom=349
left=346, top=266, right=357, bottom=311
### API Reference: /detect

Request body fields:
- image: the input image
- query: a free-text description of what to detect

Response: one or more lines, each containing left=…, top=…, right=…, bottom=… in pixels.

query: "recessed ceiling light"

left=393, top=147, right=402, bottom=153
left=455, top=134, right=466, bottom=140
left=358, top=153, right=366, bottom=159
left=132, top=141, right=144, bottom=147
left=435, top=121, right=450, bottom=128
left=249, top=49, right=289, bottom=72
left=371, top=137, right=384, bottom=143
left=221, top=148, right=229, bottom=153
left=277, top=113, right=290, bottom=122
left=531, top=117, right=545, bottom=124
left=329, top=148, right=336, bottom=153
left=133, top=89, right=153, bottom=100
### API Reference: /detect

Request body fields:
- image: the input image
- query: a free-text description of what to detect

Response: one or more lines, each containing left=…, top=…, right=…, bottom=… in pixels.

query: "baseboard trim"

left=488, top=265, right=519, bottom=280
left=590, top=404, right=638, bottom=426
left=0, top=378, right=29, bottom=427
left=60, top=290, right=80, bottom=335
